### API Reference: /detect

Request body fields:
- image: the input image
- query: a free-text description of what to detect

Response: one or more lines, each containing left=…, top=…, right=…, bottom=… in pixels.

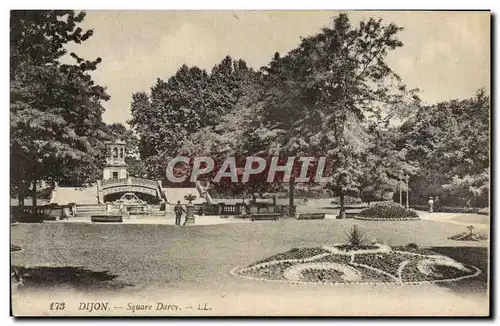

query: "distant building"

left=103, top=140, right=128, bottom=180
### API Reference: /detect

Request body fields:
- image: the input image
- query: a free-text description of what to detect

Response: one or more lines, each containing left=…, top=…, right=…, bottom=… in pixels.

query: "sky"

left=63, top=10, right=490, bottom=125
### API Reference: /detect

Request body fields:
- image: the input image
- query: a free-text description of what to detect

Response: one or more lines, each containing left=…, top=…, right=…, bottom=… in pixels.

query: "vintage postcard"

left=10, top=10, right=491, bottom=316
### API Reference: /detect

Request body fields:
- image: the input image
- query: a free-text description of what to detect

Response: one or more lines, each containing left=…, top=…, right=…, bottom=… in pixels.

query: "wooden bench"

left=251, top=213, right=280, bottom=222
left=91, top=215, right=123, bottom=223
left=298, top=213, right=326, bottom=220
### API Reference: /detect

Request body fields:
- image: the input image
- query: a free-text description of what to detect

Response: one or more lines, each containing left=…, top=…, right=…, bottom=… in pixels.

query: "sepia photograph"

left=9, top=9, right=491, bottom=317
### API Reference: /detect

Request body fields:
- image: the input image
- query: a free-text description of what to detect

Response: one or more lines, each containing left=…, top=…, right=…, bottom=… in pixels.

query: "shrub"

left=410, top=205, right=489, bottom=214
left=359, top=202, right=418, bottom=219
left=406, top=243, right=419, bottom=250
left=345, top=225, right=365, bottom=248
left=478, top=207, right=489, bottom=215
left=331, top=196, right=363, bottom=205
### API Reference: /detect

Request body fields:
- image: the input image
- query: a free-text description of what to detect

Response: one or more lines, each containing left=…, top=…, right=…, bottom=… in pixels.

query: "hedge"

left=410, top=205, right=489, bottom=215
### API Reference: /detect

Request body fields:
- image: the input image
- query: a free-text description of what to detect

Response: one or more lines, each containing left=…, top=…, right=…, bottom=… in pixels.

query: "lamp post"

left=405, top=174, right=410, bottom=209
left=399, top=171, right=403, bottom=206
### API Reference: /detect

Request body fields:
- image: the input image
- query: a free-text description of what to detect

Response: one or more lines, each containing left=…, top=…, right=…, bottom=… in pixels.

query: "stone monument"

left=184, top=194, right=197, bottom=224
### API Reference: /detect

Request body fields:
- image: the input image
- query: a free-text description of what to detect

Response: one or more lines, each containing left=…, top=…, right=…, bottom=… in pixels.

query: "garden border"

left=354, top=216, right=420, bottom=221
left=230, top=244, right=482, bottom=286
left=230, top=265, right=481, bottom=286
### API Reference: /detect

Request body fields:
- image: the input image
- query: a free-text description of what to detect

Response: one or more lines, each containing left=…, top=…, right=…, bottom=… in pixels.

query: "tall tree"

left=258, top=13, right=414, bottom=217
left=129, top=55, right=258, bottom=180
left=399, top=89, right=490, bottom=207
left=10, top=10, right=109, bottom=212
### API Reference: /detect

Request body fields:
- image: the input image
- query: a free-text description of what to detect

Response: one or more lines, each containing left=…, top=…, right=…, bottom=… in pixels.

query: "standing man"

left=428, top=197, right=434, bottom=213
left=174, top=201, right=185, bottom=226
left=434, top=196, right=440, bottom=212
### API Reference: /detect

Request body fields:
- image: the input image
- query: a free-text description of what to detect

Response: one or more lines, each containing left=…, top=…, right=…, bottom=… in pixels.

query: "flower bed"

left=313, top=254, right=352, bottom=265
left=448, top=232, right=488, bottom=241
left=400, top=259, right=474, bottom=283
left=358, top=202, right=419, bottom=220
left=249, top=247, right=330, bottom=266
left=240, top=261, right=294, bottom=280
left=233, top=244, right=480, bottom=285
left=301, top=268, right=346, bottom=283
left=334, top=244, right=380, bottom=252
left=353, top=253, right=409, bottom=277
left=354, top=216, right=419, bottom=221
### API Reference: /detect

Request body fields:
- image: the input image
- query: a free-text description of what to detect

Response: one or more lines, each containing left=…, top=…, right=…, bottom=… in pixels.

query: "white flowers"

left=417, top=256, right=471, bottom=277
left=283, top=262, right=362, bottom=282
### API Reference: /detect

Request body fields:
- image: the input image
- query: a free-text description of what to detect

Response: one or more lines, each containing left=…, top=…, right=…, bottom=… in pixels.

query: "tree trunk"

left=31, top=180, right=37, bottom=217
left=339, top=192, right=346, bottom=219
left=289, top=176, right=295, bottom=217
left=18, top=181, right=25, bottom=208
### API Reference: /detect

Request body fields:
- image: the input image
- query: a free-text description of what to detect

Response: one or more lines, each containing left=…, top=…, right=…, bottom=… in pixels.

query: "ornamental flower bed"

left=448, top=225, right=488, bottom=241
left=233, top=244, right=480, bottom=285
left=249, top=247, right=330, bottom=266
left=358, top=202, right=419, bottom=220
left=353, top=253, right=409, bottom=277
left=400, top=258, right=474, bottom=283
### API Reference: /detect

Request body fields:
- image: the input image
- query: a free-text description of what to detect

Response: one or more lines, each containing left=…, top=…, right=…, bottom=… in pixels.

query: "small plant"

left=448, top=225, right=489, bottom=241
left=406, top=243, right=419, bottom=250
left=184, top=194, right=197, bottom=204
left=345, top=225, right=365, bottom=248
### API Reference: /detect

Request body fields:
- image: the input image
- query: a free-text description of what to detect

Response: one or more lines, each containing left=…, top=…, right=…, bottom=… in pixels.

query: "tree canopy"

left=399, top=89, right=489, bottom=207
left=129, top=13, right=489, bottom=211
left=11, top=11, right=489, bottom=214
left=10, top=10, right=110, bottom=209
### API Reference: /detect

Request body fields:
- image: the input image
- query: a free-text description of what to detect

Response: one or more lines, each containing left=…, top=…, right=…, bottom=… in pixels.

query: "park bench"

left=297, top=213, right=326, bottom=220
left=91, top=215, right=123, bottom=223
left=251, top=213, right=280, bottom=222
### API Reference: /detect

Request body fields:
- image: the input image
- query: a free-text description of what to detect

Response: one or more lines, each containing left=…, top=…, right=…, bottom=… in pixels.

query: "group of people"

left=427, top=196, right=440, bottom=213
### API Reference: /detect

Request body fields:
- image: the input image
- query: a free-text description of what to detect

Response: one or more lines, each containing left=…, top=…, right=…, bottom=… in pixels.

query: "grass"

left=430, top=246, right=488, bottom=293
left=450, top=214, right=490, bottom=225
left=11, top=218, right=488, bottom=292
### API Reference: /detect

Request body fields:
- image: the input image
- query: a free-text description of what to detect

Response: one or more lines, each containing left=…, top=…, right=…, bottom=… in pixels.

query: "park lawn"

left=449, top=213, right=490, bottom=225
left=11, top=218, right=488, bottom=292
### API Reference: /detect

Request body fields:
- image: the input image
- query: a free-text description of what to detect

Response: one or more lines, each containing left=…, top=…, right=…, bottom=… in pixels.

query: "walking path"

left=416, top=211, right=489, bottom=229
left=46, top=215, right=252, bottom=226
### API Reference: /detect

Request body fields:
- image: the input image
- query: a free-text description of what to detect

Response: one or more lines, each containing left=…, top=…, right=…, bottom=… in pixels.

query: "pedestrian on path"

left=428, top=197, right=434, bottom=213
left=434, top=196, right=440, bottom=212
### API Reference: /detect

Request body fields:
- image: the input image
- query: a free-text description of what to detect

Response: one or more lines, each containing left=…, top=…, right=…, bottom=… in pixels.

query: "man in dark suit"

left=174, top=201, right=185, bottom=225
